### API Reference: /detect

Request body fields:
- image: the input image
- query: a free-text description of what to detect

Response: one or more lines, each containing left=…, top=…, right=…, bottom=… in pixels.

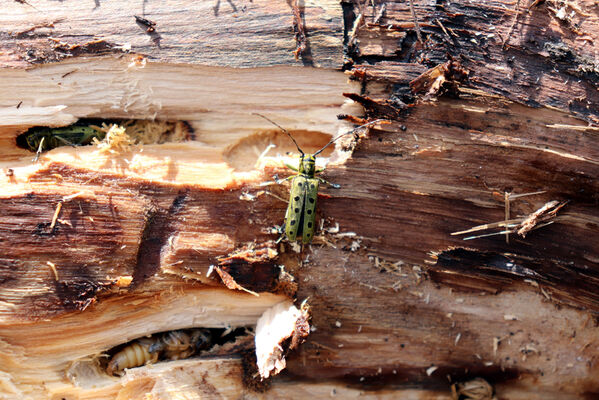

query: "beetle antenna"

left=314, top=119, right=384, bottom=156
left=252, top=113, right=304, bottom=155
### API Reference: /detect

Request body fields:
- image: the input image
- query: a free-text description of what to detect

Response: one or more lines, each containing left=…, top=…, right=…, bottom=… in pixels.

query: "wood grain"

left=346, top=0, right=599, bottom=124
left=0, top=0, right=343, bottom=68
left=1, top=0, right=599, bottom=399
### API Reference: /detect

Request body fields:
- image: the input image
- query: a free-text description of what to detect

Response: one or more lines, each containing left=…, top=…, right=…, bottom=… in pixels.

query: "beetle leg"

left=258, top=174, right=292, bottom=187
left=148, top=340, right=165, bottom=354
left=275, top=174, right=294, bottom=185
left=285, top=163, right=299, bottom=172
left=318, top=177, right=340, bottom=189
left=275, top=222, right=286, bottom=244
left=55, top=135, right=76, bottom=147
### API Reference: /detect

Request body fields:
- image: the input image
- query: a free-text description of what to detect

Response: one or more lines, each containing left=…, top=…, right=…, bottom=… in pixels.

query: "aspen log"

left=1, top=1, right=598, bottom=399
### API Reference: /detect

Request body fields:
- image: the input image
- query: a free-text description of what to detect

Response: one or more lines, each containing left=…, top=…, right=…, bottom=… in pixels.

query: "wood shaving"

left=218, top=242, right=278, bottom=265
left=93, top=124, right=134, bottom=154
left=123, top=120, right=192, bottom=144
left=426, top=365, right=438, bottom=376
left=452, top=200, right=567, bottom=240
left=214, top=266, right=259, bottom=297
left=517, top=200, right=567, bottom=237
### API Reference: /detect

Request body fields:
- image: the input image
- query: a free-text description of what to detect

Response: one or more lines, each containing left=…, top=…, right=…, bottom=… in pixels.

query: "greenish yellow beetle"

left=17, top=124, right=105, bottom=161
left=254, top=114, right=382, bottom=244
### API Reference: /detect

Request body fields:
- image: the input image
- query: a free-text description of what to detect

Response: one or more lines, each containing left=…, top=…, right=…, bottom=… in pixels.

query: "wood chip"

left=255, top=300, right=311, bottom=379
left=114, top=275, right=133, bottom=288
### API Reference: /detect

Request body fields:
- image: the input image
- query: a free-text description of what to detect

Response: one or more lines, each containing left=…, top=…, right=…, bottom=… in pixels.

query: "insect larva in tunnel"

left=106, top=338, right=158, bottom=376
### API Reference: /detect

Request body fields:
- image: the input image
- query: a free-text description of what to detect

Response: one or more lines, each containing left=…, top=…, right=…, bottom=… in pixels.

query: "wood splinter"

left=49, top=201, right=63, bottom=231
left=290, top=0, right=307, bottom=61
left=451, top=199, right=568, bottom=240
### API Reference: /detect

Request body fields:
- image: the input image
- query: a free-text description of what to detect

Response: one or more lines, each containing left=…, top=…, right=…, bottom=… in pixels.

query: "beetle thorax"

left=298, top=154, right=316, bottom=176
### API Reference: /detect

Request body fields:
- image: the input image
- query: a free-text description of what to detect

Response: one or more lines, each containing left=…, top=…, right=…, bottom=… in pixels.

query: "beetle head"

left=299, top=154, right=316, bottom=175
left=17, top=128, right=44, bottom=151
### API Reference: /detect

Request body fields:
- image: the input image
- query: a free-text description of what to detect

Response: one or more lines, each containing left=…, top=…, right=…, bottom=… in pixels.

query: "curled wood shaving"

left=47, top=261, right=59, bottom=281
left=93, top=124, right=134, bottom=154
left=426, top=365, right=438, bottom=376
left=214, top=266, right=259, bottom=297
left=49, top=201, right=63, bottom=231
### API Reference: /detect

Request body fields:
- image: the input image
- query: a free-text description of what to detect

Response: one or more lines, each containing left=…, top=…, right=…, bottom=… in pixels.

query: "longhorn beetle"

left=254, top=114, right=383, bottom=244
left=17, top=124, right=105, bottom=162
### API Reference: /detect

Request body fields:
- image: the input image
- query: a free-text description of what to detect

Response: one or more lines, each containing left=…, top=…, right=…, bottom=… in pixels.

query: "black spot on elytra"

left=294, top=208, right=300, bottom=213
left=307, top=222, right=312, bottom=228
left=310, top=184, right=315, bottom=189
left=294, top=196, right=300, bottom=201
left=307, top=209, right=312, bottom=214
left=298, top=182, right=303, bottom=187
left=309, top=197, right=315, bottom=203
left=290, top=220, right=296, bottom=226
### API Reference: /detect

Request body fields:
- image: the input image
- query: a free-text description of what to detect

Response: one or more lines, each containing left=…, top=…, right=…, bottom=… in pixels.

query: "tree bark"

left=0, top=1, right=598, bottom=399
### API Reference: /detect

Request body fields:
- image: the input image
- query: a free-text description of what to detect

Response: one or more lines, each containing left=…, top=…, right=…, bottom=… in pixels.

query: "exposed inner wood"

left=2, top=85, right=597, bottom=399
left=0, top=287, right=284, bottom=399
left=0, top=55, right=359, bottom=399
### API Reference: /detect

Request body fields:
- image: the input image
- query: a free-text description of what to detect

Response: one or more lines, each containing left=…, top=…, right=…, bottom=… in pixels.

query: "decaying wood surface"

left=1, top=0, right=598, bottom=399
left=0, top=0, right=343, bottom=68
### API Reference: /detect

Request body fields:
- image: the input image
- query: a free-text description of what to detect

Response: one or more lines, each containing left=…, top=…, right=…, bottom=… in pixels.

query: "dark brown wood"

left=346, top=0, right=599, bottom=124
